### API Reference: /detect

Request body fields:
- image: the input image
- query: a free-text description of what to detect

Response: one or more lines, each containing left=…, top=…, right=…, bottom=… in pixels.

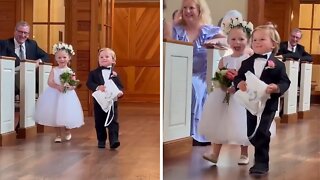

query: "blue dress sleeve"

left=172, top=25, right=187, bottom=41
left=201, top=25, right=221, bottom=40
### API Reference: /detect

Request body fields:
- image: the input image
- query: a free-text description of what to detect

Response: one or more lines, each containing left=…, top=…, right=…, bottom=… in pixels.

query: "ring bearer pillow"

left=234, top=71, right=270, bottom=115
left=92, top=79, right=121, bottom=127
left=234, top=71, right=271, bottom=139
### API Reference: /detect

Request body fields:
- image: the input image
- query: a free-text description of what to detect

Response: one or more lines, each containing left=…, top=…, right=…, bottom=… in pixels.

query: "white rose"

left=247, top=22, right=254, bottom=31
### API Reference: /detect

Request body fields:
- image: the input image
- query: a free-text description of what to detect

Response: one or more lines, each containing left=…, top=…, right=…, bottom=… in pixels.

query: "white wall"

left=164, top=0, right=248, bottom=26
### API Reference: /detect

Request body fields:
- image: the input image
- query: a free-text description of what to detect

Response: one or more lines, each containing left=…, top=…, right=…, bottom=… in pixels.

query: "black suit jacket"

left=6, top=38, right=49, bottom=67
left=277, top=41, right=312, bottom=62
left=234, top=54, right=291, bottom=112
left=86, top=67, right=124, bottom=93
left=0, top=40, right=17, bottom=64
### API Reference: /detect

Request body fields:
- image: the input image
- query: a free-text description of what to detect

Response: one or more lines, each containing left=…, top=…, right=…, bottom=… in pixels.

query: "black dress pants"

left=247, top=110, right=276, bottom=168
left=93, top=101, right=119, bottom=145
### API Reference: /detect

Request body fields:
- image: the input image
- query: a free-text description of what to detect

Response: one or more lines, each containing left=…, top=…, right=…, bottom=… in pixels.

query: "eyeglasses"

left=291, top=34, right=301, bottom=40
left=16, top=30, right=29, bottom=35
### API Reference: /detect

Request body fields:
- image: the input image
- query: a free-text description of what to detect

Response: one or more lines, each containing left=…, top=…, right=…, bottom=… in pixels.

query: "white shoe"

left=238, top=155, right=249, bottom=165
left=65, top=133, right=72, bottom=141
left=54, top=137, right=62, bottom=143
left=202, top=152, right=218, bottom=164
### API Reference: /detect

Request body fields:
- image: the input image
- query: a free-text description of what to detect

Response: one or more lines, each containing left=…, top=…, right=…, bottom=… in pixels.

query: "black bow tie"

left=253, top=53, right=268, bottom=59
left=100, top=66, right=111, bottom=70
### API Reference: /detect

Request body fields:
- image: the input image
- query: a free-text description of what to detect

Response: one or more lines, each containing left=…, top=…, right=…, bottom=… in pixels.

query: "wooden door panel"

left=264, top=0, right=291, bottom=40
left=113, top=2, right=160, bottom=102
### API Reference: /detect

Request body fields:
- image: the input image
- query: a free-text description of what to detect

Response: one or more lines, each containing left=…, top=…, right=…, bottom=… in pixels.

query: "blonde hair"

left=98, top=48, right=116, bottom=63
left=252, top=25, right=281, bottom=53
left=179, top=0, right=212, bottom=25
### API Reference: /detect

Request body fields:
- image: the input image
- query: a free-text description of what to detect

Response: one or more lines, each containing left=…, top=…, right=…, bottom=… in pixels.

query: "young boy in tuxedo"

left=234, top=25, right=291, bottom=176
left=86, top=48, right=123, bottom=149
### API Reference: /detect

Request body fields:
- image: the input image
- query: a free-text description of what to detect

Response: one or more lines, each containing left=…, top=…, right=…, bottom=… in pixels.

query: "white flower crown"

left=52, top=42, right=75, bottom=55
left=222, top=18, right=254, bottom=36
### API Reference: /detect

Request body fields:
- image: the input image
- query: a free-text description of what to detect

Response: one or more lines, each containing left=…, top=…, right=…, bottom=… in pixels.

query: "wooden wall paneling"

left=65, top=0, right=93, bottom=116
left=291, top=0, right=300, bottom=31
left=0, top=0, right=18, bottom=39
left=264, top=0, right=292, bottom=41
left=247, top=0, right=265, bottom=26
left=90, top=0, right=99, bottom=69
left=23, top=0, right=33, bottom=29
left=248, top=0, right=297, bottom=45
left=113, top=2, right=160, bottom=102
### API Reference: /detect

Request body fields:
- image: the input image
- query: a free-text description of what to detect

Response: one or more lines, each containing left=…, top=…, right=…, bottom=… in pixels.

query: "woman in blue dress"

left=172, top=0, right=225, bottom=145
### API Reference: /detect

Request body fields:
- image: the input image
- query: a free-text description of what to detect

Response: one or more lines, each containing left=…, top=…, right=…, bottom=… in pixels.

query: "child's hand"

left=266, top=83, right=279, bottom=94
left=227, top=86, right=236, bottom=94
left=226, top=69, right=238, bottom=81
left=97, top=85, right=106, bottom=92
left=117, top=91, right=123, bottom=97
left=56, top=85, right=64, bottom=92
left=67, top=86, right=76, bottom=91
left=111, top=71, right=118, bottom=77
left=237, top=81, right=247, bottom=91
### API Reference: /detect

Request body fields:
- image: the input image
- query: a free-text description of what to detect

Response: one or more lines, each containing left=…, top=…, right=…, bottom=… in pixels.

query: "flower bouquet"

left=60, top=69, right=80, bottom=93
left=211, top=67, right=237, bottom=104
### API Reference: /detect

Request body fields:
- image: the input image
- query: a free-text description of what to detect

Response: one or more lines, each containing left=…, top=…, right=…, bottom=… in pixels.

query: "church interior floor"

left=0, top=102, right=160, bottom=180
left=164, top=105, right=320, bottom=180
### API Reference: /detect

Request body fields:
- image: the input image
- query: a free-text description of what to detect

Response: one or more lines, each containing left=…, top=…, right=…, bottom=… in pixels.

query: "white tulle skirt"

left=34, top=87, right=84, bottom=129
left=198, top=88, right=276, bottom=146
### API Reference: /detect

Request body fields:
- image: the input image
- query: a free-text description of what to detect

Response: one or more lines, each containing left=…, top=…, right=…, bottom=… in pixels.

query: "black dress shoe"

left=192, top=139, right=211, bottom=146
left=98, top=141, right=106, bottom=148
left=110, top=141, right=120, bottom=149
left=249, top=164, right=269, bottom=176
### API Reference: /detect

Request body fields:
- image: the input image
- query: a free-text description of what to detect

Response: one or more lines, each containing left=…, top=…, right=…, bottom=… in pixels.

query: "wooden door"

left=113, top=2, right=160, bottom=103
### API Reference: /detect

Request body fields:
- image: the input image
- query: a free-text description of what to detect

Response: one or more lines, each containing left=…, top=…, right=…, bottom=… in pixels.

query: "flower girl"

left=199, top=18, right=254, bottom=165
left=34, top=42, right=84, bottom=143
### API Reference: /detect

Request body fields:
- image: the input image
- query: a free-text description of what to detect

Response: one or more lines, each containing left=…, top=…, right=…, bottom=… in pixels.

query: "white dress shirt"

left=14, top=39, right=25, bottom=59
left=287, top=41, right=296, bottom=52
left=254, top=52, right=272, bottom=79
left=102, top=69, right=111, bottom=83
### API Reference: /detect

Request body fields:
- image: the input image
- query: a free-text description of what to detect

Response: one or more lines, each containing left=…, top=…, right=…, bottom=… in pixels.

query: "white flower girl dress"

left=34, top=67, right=84, bottom=129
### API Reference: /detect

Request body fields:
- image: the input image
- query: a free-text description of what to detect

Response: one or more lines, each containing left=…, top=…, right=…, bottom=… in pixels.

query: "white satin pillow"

left=234, top=71, right=270, bottom=115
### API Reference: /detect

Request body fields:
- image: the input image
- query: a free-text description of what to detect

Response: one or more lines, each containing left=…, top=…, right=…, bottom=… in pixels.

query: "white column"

left=38, top=63, right=52, bottom=95
left=20, top=60, right=36, bottom=129
left=163, top=41, right=193, bottom=142
left=298, top=63, right=312, bottom=115
left=0, top=57, right=15, bottom=134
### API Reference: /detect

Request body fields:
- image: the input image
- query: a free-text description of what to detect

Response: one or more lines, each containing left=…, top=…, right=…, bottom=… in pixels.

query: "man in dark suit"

left=277, top=28, right=311, bottom=116
left=277, top=28, right=312, bottom=62
left=7, top=21, right=49, bottom=132
left=6, top=21, right=49, bottom=95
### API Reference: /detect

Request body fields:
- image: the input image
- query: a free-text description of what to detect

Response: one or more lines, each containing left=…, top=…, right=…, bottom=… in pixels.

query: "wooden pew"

left=0, top=56, right=16, bottom=146
left=206, top=46, right=232, bottom=90
left=298, top=62, right=312, bottom=119
left=282, top=60, right=299, bottom=123
left=16, top=60, right=37, bottom=139
left=36, top=63, right=52, bottom=133
left=163, top=39, right=193, bottom=159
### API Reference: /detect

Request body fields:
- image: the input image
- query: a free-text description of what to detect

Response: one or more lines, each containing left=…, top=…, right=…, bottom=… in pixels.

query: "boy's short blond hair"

left=98, top=48, right=116, bottom=63
left=252, top=25, right=281, bottom=54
